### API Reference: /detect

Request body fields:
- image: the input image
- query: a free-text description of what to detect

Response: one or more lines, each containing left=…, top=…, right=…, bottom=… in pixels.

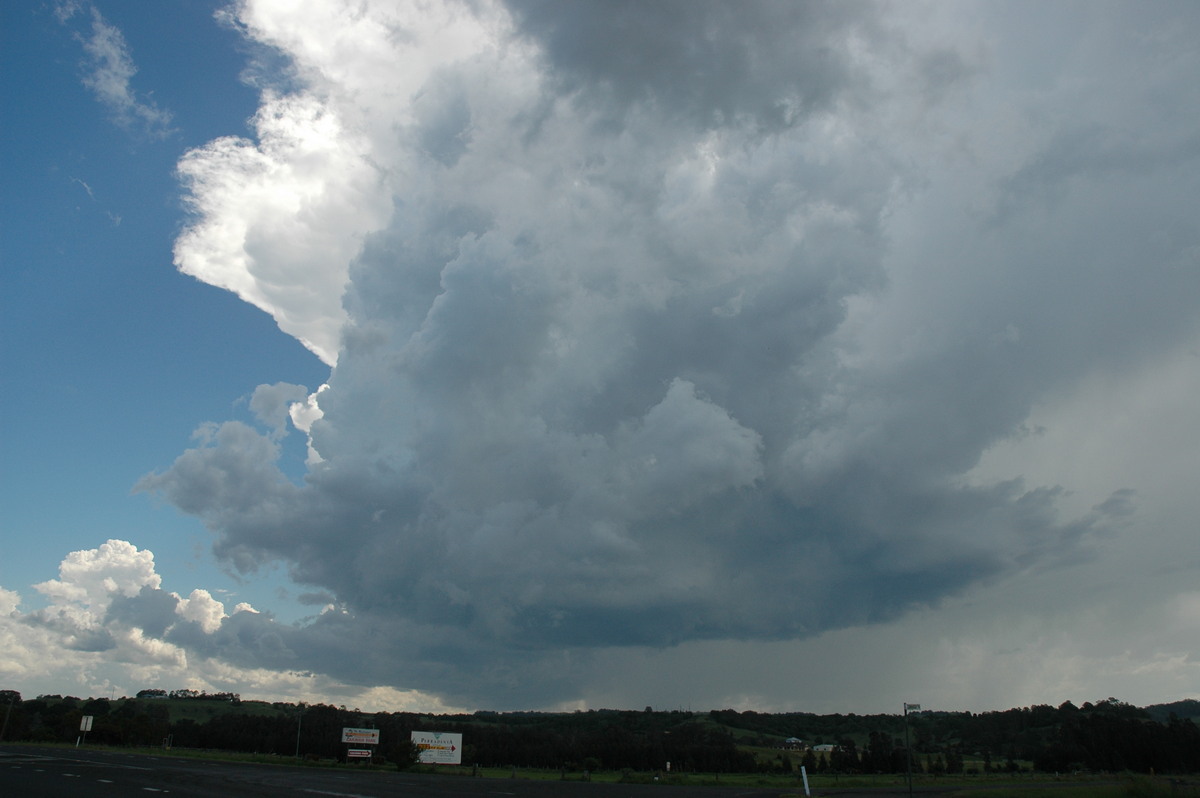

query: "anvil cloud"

left=41, top=0, right=1200, bottom=710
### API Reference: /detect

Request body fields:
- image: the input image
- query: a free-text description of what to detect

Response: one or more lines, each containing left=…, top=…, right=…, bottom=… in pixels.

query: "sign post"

left=342, top=727, right=380, bottom=763
left=77, top=715, right=93, bottom=747
left=411, top=731, right=462, bottom=765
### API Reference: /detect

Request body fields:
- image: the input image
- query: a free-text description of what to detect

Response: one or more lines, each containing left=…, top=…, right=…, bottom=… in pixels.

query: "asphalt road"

left=5, top=746, right=1131, bottom=797
left=0, top=746, right=802, bottom=798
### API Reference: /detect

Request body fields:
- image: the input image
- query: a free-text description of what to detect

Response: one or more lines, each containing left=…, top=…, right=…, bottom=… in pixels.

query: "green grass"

left=938, top=776, right=1200, bottom=798
left=14, top=741, right=1199, bottom=795
left=946, top=789, right=1124, bottom=798
left=407, top=765, right=1199, bottom=795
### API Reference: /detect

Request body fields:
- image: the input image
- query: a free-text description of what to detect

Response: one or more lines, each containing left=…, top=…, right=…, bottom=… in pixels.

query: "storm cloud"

left=136, top=0, right=1200, bottom=707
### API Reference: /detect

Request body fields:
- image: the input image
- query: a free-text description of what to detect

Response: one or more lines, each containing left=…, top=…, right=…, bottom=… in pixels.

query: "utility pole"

left=0, top=694, right=15, bottom=742
left=295, top=703, right=305, bottom=759
left=903, top=703, right=921, bottom=798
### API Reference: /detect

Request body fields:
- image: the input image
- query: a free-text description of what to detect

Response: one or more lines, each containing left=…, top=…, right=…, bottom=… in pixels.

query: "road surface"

left=1, top=746, right=799, bottom=798
left=3, top=746, right=1135, bottom=797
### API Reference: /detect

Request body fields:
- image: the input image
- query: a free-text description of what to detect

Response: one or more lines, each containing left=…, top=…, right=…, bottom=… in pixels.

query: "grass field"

left=10, top=742, right=1199, bottom=796
left=935, top=780, right=1200, bottom=798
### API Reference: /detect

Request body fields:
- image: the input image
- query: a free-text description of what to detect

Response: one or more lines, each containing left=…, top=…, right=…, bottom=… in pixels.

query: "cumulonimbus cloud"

left=141, top=0, right=1200, bottom=707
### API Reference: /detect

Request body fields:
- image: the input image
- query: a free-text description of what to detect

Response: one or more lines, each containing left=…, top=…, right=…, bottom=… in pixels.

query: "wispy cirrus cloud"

left=56, top=1, right=173, bottom=138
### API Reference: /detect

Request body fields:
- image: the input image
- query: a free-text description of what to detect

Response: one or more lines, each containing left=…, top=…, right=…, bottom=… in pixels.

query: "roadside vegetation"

left=2, top=689, right=1197, bottom=788
left=3, top=740, right=1198, bottom=796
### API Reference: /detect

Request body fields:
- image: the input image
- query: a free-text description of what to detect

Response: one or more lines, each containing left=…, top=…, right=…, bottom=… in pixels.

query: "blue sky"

left=2, top=1, right=326, bottom=616
left=2, top=0, right=1199, bottom=715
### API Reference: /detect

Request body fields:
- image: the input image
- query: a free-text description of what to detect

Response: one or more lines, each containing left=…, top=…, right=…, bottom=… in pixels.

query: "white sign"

left=412, top=731, right=462, bottom=765
left=347, top=749, right=372, bottom=759
left=341, top=727, right=380, bottom=745
left=80, top=715, right=94, bottom=732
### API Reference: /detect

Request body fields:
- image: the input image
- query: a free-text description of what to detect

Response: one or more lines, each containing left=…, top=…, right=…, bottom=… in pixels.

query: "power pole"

left=0, top=694, right=15, bottom=742
left=903, top=702, right=921, bottom=798
left=295, top=703, right=305, bottom=759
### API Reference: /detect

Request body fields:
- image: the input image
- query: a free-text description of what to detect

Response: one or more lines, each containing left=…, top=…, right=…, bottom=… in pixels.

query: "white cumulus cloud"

left=0, top=541, right=458, bottom=711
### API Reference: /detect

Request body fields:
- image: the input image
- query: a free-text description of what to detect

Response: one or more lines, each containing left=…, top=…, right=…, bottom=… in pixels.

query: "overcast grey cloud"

left=125, top=0, right=1200, bottom=710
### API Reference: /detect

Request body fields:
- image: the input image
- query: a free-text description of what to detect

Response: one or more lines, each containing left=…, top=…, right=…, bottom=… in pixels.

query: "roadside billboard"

left=341, top=727, right=381, bottom=745
left=411, top=731, right=462, bottom=765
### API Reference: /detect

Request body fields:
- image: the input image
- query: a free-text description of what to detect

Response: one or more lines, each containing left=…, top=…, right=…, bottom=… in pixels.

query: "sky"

left=2, top=0, right=1199, bottom=717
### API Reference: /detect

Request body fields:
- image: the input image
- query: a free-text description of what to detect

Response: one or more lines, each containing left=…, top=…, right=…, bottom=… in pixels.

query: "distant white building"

left=812, top=744, right=835, bottom=753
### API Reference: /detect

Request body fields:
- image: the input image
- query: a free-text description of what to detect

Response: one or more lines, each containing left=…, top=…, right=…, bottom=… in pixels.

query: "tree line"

left=1, top=690, right=1197, bottom=775
left=719, top=698, right=1200, bottom=775
left=135, top=689, right=240, bottom=702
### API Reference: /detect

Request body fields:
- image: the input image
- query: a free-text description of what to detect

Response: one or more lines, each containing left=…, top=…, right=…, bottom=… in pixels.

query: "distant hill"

left=151, top=697, right=285, bottom=724
left=7, top=693, right=1197, bottom=774
left=1143, top=699, right=1200, bottom=724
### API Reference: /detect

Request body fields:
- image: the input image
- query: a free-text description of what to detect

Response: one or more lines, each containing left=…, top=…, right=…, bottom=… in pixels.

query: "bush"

left=388, top=741, right=422, bottom=771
